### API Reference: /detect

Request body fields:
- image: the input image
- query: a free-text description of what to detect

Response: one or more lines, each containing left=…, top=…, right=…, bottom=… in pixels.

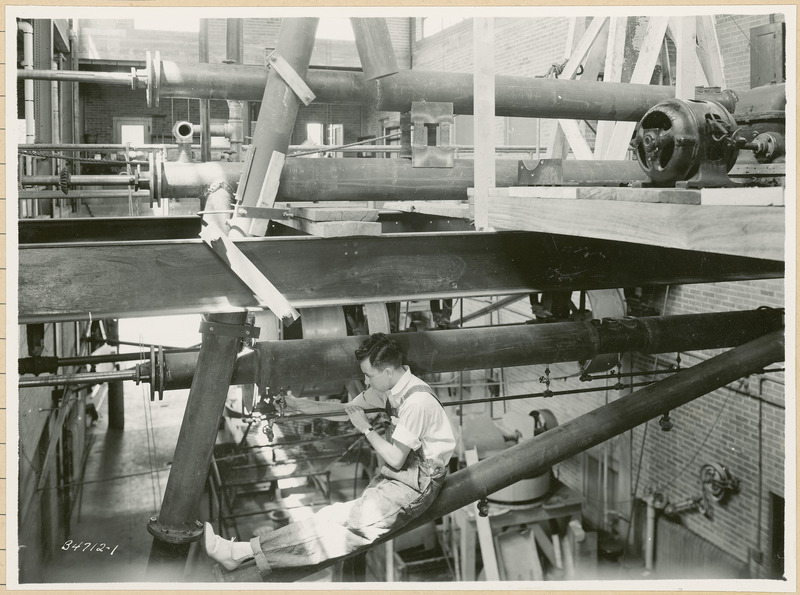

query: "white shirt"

left=351, top=366, right=456, bottom=469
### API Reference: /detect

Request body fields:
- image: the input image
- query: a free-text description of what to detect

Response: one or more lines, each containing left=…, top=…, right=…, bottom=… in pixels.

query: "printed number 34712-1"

left=62, top=540, right=119, bottom=555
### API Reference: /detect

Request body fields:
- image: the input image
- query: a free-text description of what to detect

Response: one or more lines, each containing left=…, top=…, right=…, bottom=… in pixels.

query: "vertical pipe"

left=105, top=319, right=124, bottom=429
left=198, top=20, right=212, bottom=163
left=472, top=18, right=495, bottom=231
left=233, top=17, right=318, bottom=231
left=146, top=310, right=248, bottom=579
left=19, top=20, right=35, bottom=193
left=350, top=18, right=399, bottom=80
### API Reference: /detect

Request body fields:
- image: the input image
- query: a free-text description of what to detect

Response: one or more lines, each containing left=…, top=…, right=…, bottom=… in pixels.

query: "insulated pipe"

left=139, top=309, right=784, bottom=392
left=222, top=329, right=784, bottom=582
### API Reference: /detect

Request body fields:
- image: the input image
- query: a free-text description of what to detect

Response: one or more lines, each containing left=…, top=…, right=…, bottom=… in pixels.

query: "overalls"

left=249, top=384, right=448, bottom=580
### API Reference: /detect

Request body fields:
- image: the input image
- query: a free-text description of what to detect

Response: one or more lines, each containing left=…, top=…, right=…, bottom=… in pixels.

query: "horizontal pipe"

left=160, top=159, right=519, bottom=200
left=20, top=63, right=676, bottom=121
left=19, top=143, right=170, bottom=151
left=19, top=368, right=138, bottom=388
left=21, top=174, right=145, bottom=186
left=17, top=68, right=134, bottom=85
left=19, top=190, right=151, bottom=200
left=155, top=62, right=675, bottom=121
left=141, top=309, right=784, bottom=391
left=222, top=329, right=785, bottom=581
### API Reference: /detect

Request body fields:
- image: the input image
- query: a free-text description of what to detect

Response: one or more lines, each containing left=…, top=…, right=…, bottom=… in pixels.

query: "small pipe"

left=19, top=368, right=139, bottom=388
left=21, top=174, right=146, bottom=186
left=17, top=68, right=136, bottom=85
left=19, top=21, right=35, bottom=178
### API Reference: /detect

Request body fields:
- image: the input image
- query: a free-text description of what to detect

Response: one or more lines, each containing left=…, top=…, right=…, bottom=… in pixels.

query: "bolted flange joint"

left=147, top=517, right=204, bottom=545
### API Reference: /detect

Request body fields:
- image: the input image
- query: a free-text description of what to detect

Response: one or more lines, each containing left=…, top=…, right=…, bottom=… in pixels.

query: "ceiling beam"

left=18, top=231, right=782, bottom=324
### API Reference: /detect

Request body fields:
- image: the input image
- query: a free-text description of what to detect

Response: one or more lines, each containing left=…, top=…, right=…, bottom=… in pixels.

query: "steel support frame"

left=18, top=232, right=783, bottom=324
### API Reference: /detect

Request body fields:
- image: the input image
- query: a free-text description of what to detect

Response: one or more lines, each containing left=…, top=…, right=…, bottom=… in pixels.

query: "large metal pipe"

left=160, top=158, right=519, bottom=201
left=234, top=18, right=318, bottom=225
left=20, top=61, right=676, bottom=121
left=140, top=309, right=784, bottom=391
left=222, top=329, right=785, bottom=581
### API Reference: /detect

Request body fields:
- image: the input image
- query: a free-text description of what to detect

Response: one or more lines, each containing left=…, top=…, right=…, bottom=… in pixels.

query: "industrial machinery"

left=631, top=88, right=785, bottom=188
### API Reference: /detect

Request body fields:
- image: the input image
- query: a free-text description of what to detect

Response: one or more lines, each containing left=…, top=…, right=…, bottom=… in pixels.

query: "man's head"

left=355, top=333, right=404, bottom=392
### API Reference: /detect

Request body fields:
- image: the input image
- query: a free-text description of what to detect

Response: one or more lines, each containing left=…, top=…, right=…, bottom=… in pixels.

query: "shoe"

left=203, top=522, right=252, bottom=570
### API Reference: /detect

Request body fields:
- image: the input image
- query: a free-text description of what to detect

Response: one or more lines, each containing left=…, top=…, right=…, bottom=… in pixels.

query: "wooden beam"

left=605, top=17, right=669, bottom=160
left=595, top=17, right=628, bottom=158
left=19, top=232, right=783, bottom=324
left=695, top=15, right=725, bottom=87
left=673, top=16, right=698, bottom=100
left=548, top=17, right=608, bottom=160
left=473, top=17, right=495, bottom=231
left=288, top=206, right=379, bottom=222
left=487, top=191, right=785, bottom=260
left=277, top=218, right=382, bottom=237
left=465, top=449, right=500, bottom=581
left=200, top=220, right=300, bottom=326
left=381, top=201, right=470, bottom=219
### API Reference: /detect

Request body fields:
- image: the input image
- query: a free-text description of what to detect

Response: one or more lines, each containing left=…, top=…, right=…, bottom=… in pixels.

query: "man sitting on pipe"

left=203, top=333, right=456, bottom=577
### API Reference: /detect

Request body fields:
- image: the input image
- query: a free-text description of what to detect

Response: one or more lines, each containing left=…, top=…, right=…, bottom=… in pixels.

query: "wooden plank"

left=457, top=510, right=477, bottom=581
left=532, top=523, right=557, bottom=566
left=19, top=232, right=782, bottom=324
left=605, top=17, right=669, bottom=160
left=473, top=17, right=496, bottom=231
left=465, top=448, right=500, bottom=581
left=247, top=150, right=286, bottom=237
left=382, top=201, right=470, bottom=219
left=595, top=17, right=628, bottom=158
left=673, top=16, right=698, bottom=100
left=278, top=218, right=382, bottom=237
left=576, top=186, right=701, bottom=205
left=695, top=15, right=726, bottom=87
left=700, top=187, right=784, bottom=206
left=289, top=206, right=380, bottom=222
left=499, top=187, right=579, bottom=199
left=488, top=193, right=785, bottom=261
left=556, top=119, right=594, bottom=160
left=199, top=220, right=300, bottom=325
left=560, top=16, right=608, bottom=80
left=529, top=531, right=545, bottom=580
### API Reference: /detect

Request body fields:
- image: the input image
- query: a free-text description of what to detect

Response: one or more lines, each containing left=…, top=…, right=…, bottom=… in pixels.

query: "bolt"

left=150, top=517, right=157, bottom=523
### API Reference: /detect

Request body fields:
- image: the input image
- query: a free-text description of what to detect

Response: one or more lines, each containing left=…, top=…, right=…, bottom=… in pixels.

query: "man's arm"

left=345, top=405, right=412, bottom=469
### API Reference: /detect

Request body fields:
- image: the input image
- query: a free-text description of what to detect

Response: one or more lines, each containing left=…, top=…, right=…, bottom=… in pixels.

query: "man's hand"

left=345, top=405, right=371, bottom=434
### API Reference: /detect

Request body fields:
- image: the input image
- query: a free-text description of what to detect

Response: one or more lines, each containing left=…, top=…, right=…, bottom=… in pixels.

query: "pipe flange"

left=152, top=51, right=161, bottom=108
left=147, top=517, right=204, bottom=545
left=145, top=51, right=154, bottom=107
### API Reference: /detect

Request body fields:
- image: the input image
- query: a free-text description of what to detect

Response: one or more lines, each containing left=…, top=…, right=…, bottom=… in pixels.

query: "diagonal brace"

left=199, top=220, right=300, bottom=326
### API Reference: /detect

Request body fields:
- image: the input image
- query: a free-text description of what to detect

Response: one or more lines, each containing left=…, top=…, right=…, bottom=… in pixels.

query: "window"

left=133, top=18, right=199, bottom=32
left=420, top=16, right=468, bottom=39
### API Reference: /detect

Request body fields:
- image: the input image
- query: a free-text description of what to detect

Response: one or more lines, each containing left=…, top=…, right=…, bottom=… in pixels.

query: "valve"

left=477, top=498, right=489, bottom=517
left=658, top=411, right=674, bottom=432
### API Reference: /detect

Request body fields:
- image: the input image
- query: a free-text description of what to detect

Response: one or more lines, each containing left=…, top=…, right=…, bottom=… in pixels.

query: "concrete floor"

left=40, top=381, right=206, bottom=583
left=38, top=377, right=366, bottom=585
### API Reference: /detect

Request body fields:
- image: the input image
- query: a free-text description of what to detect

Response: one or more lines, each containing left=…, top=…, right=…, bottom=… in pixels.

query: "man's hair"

left=355, top=333, right=404, bottom=370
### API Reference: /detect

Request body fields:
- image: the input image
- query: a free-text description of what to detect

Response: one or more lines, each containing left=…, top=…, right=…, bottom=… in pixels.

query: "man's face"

left=360, top=358, right=394, bottom=392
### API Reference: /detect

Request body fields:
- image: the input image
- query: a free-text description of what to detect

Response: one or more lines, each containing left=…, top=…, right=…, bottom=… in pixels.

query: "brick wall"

left=715, top=13, right=785, bottom=93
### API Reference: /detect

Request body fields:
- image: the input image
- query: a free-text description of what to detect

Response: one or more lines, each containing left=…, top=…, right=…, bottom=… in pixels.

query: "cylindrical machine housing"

left=631, top=98, right=740, bottom=185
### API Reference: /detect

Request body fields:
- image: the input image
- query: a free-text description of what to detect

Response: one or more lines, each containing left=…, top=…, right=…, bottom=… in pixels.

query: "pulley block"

left=631, top=98, right=739, bottom=187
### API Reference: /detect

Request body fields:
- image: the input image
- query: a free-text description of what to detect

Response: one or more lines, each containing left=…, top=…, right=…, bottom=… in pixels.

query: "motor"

left=631, top=98, right=740, bottom=188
